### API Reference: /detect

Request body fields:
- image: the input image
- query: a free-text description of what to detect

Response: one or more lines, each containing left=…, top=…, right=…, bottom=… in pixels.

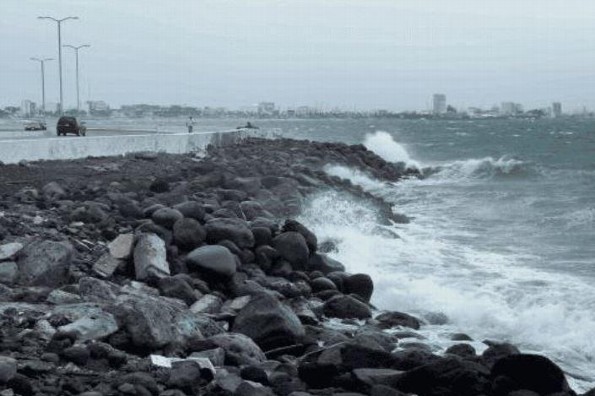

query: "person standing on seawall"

left=186, top=116, right=195, bottom=133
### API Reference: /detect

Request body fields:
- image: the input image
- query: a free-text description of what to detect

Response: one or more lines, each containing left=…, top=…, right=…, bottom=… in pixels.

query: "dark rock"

left=272, top=231, right=310, bottom=270
left=240, top=200, right=269, bottom=220
left=206, top=217, right=255, bottom=248
left=451, top=333, right=473, bottom=341
left=168, top=360, right=202, bottom=392
left=150, top=178, right=170, bottom=193
left=174, top=201, right=206, bottom=221
left=396, top=357, right=490, bottom=396
left=491, top=354, right=572, bottom=395
left=62, top=345, right=90, bottom=365
left=172, top=217, right=206, bottom=251
left=16, top=240, right=73, bottom=287
left=158, top=276, right=197, bottom=305
left=282, top=219, right=317, bottom=253
left=152, top=207, right=184, bottom=229
left=445, top=343, right=476, bottom=358
left=252, top=227, right=273, bottom=246
left=342, top=343, right=396, bottom=370
left=375, top=311, right=421, bottom=330
left=186, top=245, right=237, bottom=279
left=233, top=293, right=305, bottom=351
left=352, top=368, right=403, bottom=388
left=343, top=273, right=373, bottom=302
left=8, top=374, right=34, bottom=396
left=116, top=372, right=159, bottom=396
left=307, top=253, right=345, bottom=274
left=482, top=342, right=520, bottom=368
left=323, top=294, right=372, bottom=319
left=370, top=384, right=408, bottom=396
left=241, top=366, right=269, bottom=385
left=391, top=348, right=443, bottom=371
left=310, top=277, right=337, bottom=292
left=254, top=245, right=278, bottom=272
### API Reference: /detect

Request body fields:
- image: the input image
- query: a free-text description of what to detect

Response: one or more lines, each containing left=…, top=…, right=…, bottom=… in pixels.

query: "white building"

left=258, top=102, right=275, bottom=115
left=432, top=94, right=446, bottom=114
left=552, top=102, right=562, bottom=118
left=20, top=100, right=36, bottom=117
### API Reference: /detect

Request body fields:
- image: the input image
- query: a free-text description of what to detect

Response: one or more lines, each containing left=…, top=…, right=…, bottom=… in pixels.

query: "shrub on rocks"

left=186, top=245, right=237, bottom=279
left=16, top=240, right=74, bottom=287
left=232, top=293, right=306, bottom=351
left=323, top=294, right=372, bottom=319
left=272, top=231, right=310, bottom=270
left=172, top=218, right=206, bottom=251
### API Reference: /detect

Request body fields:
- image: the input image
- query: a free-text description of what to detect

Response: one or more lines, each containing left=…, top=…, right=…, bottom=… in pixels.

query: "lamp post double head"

left=37, top=16, right=78, bottom=115
left=30, top=57, right=53, bottom=116
left=63, top=44, right=90, bottom=114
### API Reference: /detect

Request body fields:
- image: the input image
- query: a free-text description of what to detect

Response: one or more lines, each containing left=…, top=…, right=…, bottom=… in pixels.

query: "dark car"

left=24, top=121, right=47, bottom=131
left=56, top=116, right=86, bottom=136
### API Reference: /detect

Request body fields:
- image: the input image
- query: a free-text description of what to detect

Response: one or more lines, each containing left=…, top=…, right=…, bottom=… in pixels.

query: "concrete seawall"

left=0, top=130, right=263, bottom=164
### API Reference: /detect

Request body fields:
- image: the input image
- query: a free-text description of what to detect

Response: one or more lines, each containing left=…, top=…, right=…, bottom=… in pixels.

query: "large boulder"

left=186, top=245, right=237, bottom=279
left=108, top=234, right=134, bottom=260
left=0, top=243, right=23, bottom=262
left=396, top=357, right=490, bottom=396
left=323, top=294, right=372, bottom=319
left=344, top=273, right=374, bottom=302
left=282, top=219, right=317, bottom=253
left=16, top=240, right=73, bottom=287
left=58, top=310, right=119, bottom=341
left=272, top=232, right=310, bottom=270
left=173, top=218, right=206, bottom=251
left=232, top=293, right=305, bottom=351
left=491, top=354, right=572, bottom=395
left=133, top=233, right=170, bottom=281
left=206, top=218, right=255, bottom=248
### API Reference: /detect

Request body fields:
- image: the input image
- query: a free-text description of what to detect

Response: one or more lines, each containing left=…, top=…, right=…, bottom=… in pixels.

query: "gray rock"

left=352, top=368, right=404, bottom=388
left=108, top=233, right=134, bottom=260
left=208, top=333, right=267, bottom=366
left=272, top=232, right=309, bottom=270
left=92, top=253, right=122, bottom=278
left=174, top=201, right=206, bottom=222
left=58, top=309, right=119, bottom=341
left=158, top=276, right=197, bottom=305
left=323, top=294, right=372, bottom=319
left=189, top=348, right=225, bottom=367
left=47, top=289, right=82, bottom=304
left=190, top=294, right=223, bottom=314
left=206, top=218, right=255, bottom=248
left=152, top=207, right=184, bottom=229
left=232, top=293, right=305, bottom=351
left=0, top=261, right=18, bottom=285
left=110, top=294, right=185, bottom=349
left=133, top=233, right=170, bottom=281
left=17, top=240, right=73, bottom=287
left=42, top=181, right=66, bottom=201
left=0, top=356, right=17, bottom=383
left=79, top=276, right=118, bottom=303
left=0, top=243, right=23, bottom=261
left=186, top=245, right=237, bottom=278
left=173, top=218, right=206, bottom=251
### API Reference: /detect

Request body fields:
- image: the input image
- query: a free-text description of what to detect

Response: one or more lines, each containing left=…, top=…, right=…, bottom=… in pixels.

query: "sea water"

left=260, top=118, right=595, bottom=391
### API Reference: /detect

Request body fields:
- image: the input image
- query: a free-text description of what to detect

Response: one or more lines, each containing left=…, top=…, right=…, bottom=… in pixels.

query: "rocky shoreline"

left=0, top=137, right=590, bottom=396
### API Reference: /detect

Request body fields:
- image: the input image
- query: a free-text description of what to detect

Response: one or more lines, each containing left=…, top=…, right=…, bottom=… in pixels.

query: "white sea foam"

left=363, top=131, right=421, bottom=170
left=323, top=164, right=386, bottom=191
left=430, top=156, right=526, bottom=180
left=298, top=182, right=595, bottom=392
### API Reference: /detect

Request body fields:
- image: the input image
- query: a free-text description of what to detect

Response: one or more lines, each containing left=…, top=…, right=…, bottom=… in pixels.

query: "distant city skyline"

left=2, top=1, right=595, bottom=111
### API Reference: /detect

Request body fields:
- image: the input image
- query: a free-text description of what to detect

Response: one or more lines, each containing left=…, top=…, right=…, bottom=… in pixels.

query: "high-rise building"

left=20, top=100, right=37, bottom=117
left=552, top=102, right=562, bottom=118
left=432, top=94, right=446, bottom=114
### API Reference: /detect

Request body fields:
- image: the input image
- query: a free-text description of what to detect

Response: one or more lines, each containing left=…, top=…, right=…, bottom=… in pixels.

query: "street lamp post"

left=30, top=57, right=54, bottom=116
left=63, top=44, right=90, bottom=114
left=37, top=16, right=78, bottom=115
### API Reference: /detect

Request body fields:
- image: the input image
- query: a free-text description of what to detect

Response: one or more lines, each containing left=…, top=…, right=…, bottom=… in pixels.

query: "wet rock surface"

left=0, top=138, right=583, bottom=396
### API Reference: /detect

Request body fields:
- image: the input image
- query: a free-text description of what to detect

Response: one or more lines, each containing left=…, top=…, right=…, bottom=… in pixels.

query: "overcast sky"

left=2, top=0, right=595, bottom=111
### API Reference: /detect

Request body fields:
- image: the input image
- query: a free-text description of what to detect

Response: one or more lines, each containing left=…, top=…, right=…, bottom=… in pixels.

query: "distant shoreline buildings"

left=0, top=97, right=591, bottom=120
